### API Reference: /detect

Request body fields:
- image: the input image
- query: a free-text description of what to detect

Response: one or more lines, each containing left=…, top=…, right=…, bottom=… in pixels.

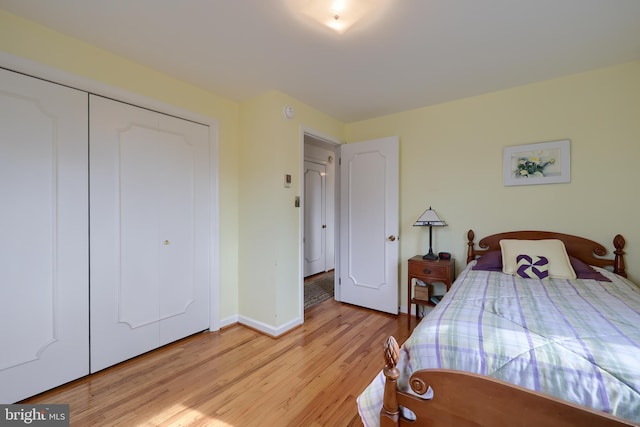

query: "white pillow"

left=500, top=239, right=577, bottom=279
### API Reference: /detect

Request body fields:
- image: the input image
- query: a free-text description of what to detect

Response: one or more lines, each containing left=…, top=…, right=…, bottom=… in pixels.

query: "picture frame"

left=503, top=139, right=570, bottom=186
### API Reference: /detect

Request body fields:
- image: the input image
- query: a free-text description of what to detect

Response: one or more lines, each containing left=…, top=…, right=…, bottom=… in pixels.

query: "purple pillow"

left=472, top=251, right=502, bottom=271
left=473, top=251, right=611, bottom=282
left=569, top=256, right=611, bottom=282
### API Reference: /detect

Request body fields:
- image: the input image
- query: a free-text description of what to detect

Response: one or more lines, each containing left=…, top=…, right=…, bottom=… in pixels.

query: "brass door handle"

left=387, top=235, right=396, bottom=241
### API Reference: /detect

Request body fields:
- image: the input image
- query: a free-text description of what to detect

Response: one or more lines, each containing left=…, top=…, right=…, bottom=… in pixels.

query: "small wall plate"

left=283, top=105, right=295, bottom=119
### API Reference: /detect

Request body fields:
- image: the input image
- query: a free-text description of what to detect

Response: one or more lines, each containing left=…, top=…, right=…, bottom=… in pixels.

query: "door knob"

left=387, top=235, right=396, bottom=241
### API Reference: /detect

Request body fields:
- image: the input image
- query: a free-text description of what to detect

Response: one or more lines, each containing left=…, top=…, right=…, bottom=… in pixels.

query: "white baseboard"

left=238, top=315, right=303, bottom=337
left=217, top=315, right=239, bottom=330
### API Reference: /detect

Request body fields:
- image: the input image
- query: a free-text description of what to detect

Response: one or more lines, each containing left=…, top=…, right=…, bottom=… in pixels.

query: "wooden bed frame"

left=379, top=230, right=635, bottom=427
left=465, top=229, right=627, bottom=278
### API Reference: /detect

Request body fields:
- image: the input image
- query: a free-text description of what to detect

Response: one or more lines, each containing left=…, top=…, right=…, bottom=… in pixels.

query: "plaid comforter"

left=357, top=262, right=640, bottom=426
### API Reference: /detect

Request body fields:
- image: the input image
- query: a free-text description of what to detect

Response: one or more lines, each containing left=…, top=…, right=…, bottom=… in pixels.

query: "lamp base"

left=422, top=251, right=438, bottom=260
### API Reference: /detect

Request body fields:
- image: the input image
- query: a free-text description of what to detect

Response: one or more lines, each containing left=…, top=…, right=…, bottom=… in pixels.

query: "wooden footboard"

left=380, top=337, right=637, bottom=427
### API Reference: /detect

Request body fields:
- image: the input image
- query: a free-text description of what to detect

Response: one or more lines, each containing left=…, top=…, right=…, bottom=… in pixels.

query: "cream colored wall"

left=346, top=60, right=640, bottom=312
left=0, top=10, right=241, bottom=321
left=239, top=91, right=343, bottom=329
left=0, top=9, right=345, bottom=333
left=4, top=8, right=637, bottom=327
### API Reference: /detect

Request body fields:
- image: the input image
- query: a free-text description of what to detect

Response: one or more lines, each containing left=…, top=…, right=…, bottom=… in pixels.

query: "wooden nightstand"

left=408, top=256, right=455, bottom=328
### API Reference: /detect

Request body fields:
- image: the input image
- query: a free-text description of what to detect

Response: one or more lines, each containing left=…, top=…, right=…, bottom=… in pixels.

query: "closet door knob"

left=387, top=235, right=396, bottom=241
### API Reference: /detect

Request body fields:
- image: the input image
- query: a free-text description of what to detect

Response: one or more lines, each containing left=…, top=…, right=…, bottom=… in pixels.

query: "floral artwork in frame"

left=503, top=139, right=570, bottom=186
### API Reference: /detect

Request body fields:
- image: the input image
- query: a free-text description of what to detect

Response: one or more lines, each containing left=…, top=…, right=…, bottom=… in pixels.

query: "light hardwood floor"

left=23, top=298, right=414, bottom=426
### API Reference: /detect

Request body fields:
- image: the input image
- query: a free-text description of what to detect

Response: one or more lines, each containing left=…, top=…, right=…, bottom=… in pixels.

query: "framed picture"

left=503, top=139, right=570, bottom=186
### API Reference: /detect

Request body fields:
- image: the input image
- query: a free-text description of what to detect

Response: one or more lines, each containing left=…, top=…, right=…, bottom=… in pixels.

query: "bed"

left=357, top=230, right=640, bottom=426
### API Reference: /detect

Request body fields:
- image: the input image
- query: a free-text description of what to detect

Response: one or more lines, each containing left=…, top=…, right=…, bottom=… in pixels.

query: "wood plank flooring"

left=22, top=299, right=415, bottom=426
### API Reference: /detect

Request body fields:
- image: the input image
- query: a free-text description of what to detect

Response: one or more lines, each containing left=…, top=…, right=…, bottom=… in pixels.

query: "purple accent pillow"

left=472, top=251, right=503, bottom=271
left=569, top=256, right=611, bottom=282
left=473, top=251, right=612, bottom=282
left=516, top=255, right=549, bottom=279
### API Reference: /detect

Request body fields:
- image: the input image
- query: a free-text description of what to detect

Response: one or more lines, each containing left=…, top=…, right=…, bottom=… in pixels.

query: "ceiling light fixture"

left=291, top=0, right=388, bottom=34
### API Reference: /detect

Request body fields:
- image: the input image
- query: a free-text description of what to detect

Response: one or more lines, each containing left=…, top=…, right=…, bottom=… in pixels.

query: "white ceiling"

left=2, top=0, right=640, bottom=122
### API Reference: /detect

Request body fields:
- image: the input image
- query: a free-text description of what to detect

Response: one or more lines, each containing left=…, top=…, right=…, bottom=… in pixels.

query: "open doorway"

left=300, top=133, right=400, bottom=315
left=302, top=131, right=339, bottom=310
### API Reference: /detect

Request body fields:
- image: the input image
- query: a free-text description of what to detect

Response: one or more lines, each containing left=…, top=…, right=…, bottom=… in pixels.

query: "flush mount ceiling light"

left=291, top=0, right=389, bottom=34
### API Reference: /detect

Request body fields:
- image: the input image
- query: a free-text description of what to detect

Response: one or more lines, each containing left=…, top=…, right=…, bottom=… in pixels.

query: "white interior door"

left=0, top=69, right=89, bottom=402
left=339, top=137, right=399, bottom=314
left=90, top=95, right=210, bottom=372
left=304, top=160, right=326, bottom=277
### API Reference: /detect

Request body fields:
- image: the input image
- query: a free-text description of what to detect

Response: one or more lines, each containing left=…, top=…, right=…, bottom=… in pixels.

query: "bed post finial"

left=613, top=234, right=626, bottom=277
left=380, top=336, right=400, bottom=427
left=467, top=229, right=476, bottom=264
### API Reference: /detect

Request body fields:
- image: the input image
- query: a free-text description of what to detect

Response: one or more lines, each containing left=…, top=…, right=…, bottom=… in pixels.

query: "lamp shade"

left=413, top=207, right=447, bottom=227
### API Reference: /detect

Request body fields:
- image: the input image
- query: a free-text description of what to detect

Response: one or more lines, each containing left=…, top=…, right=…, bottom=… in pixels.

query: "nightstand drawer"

left=408, top=262, right=448, bottom=279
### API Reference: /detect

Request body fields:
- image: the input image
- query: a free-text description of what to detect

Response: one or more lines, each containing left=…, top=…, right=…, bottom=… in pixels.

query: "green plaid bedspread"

left=357, top=262, right=640, bottom=426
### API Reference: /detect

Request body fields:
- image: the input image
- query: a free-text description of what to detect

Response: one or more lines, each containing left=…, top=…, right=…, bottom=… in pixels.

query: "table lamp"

left=413, top=206, right=447, bottom=260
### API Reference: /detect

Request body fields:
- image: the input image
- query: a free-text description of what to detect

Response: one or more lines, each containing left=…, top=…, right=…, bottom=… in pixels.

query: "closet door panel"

left=154, top=113, right=210, bottom=346
left=118, top=126, right=195, bottom=328
left=90, top=95, right=209, bottom=373
left=0, top=68, right=89, bottom=403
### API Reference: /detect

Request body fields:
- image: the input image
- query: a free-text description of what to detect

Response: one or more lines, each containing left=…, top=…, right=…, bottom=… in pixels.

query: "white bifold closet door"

left=89, top=95, right=210, bottom=373
left=0, top=69, right=89, bottom=403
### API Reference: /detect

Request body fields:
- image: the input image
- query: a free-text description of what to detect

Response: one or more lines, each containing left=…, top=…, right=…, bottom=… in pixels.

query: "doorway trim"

left=299, top=126, right=342, bottom=319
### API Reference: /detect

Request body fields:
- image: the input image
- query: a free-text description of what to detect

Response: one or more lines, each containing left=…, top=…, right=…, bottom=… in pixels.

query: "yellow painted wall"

left=1, top=9, right=345, bottom=331
left=3, top=8, right=638, bottom=326
left=0, top=10, right=241, bottom=321
left=346, top=60, right=640, bottom=312
left=239, top=91, right=343, bottom=327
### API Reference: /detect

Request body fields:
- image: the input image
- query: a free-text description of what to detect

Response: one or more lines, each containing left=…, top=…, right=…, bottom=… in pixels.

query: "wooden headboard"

left=466, top=229, right=626, bottom=277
